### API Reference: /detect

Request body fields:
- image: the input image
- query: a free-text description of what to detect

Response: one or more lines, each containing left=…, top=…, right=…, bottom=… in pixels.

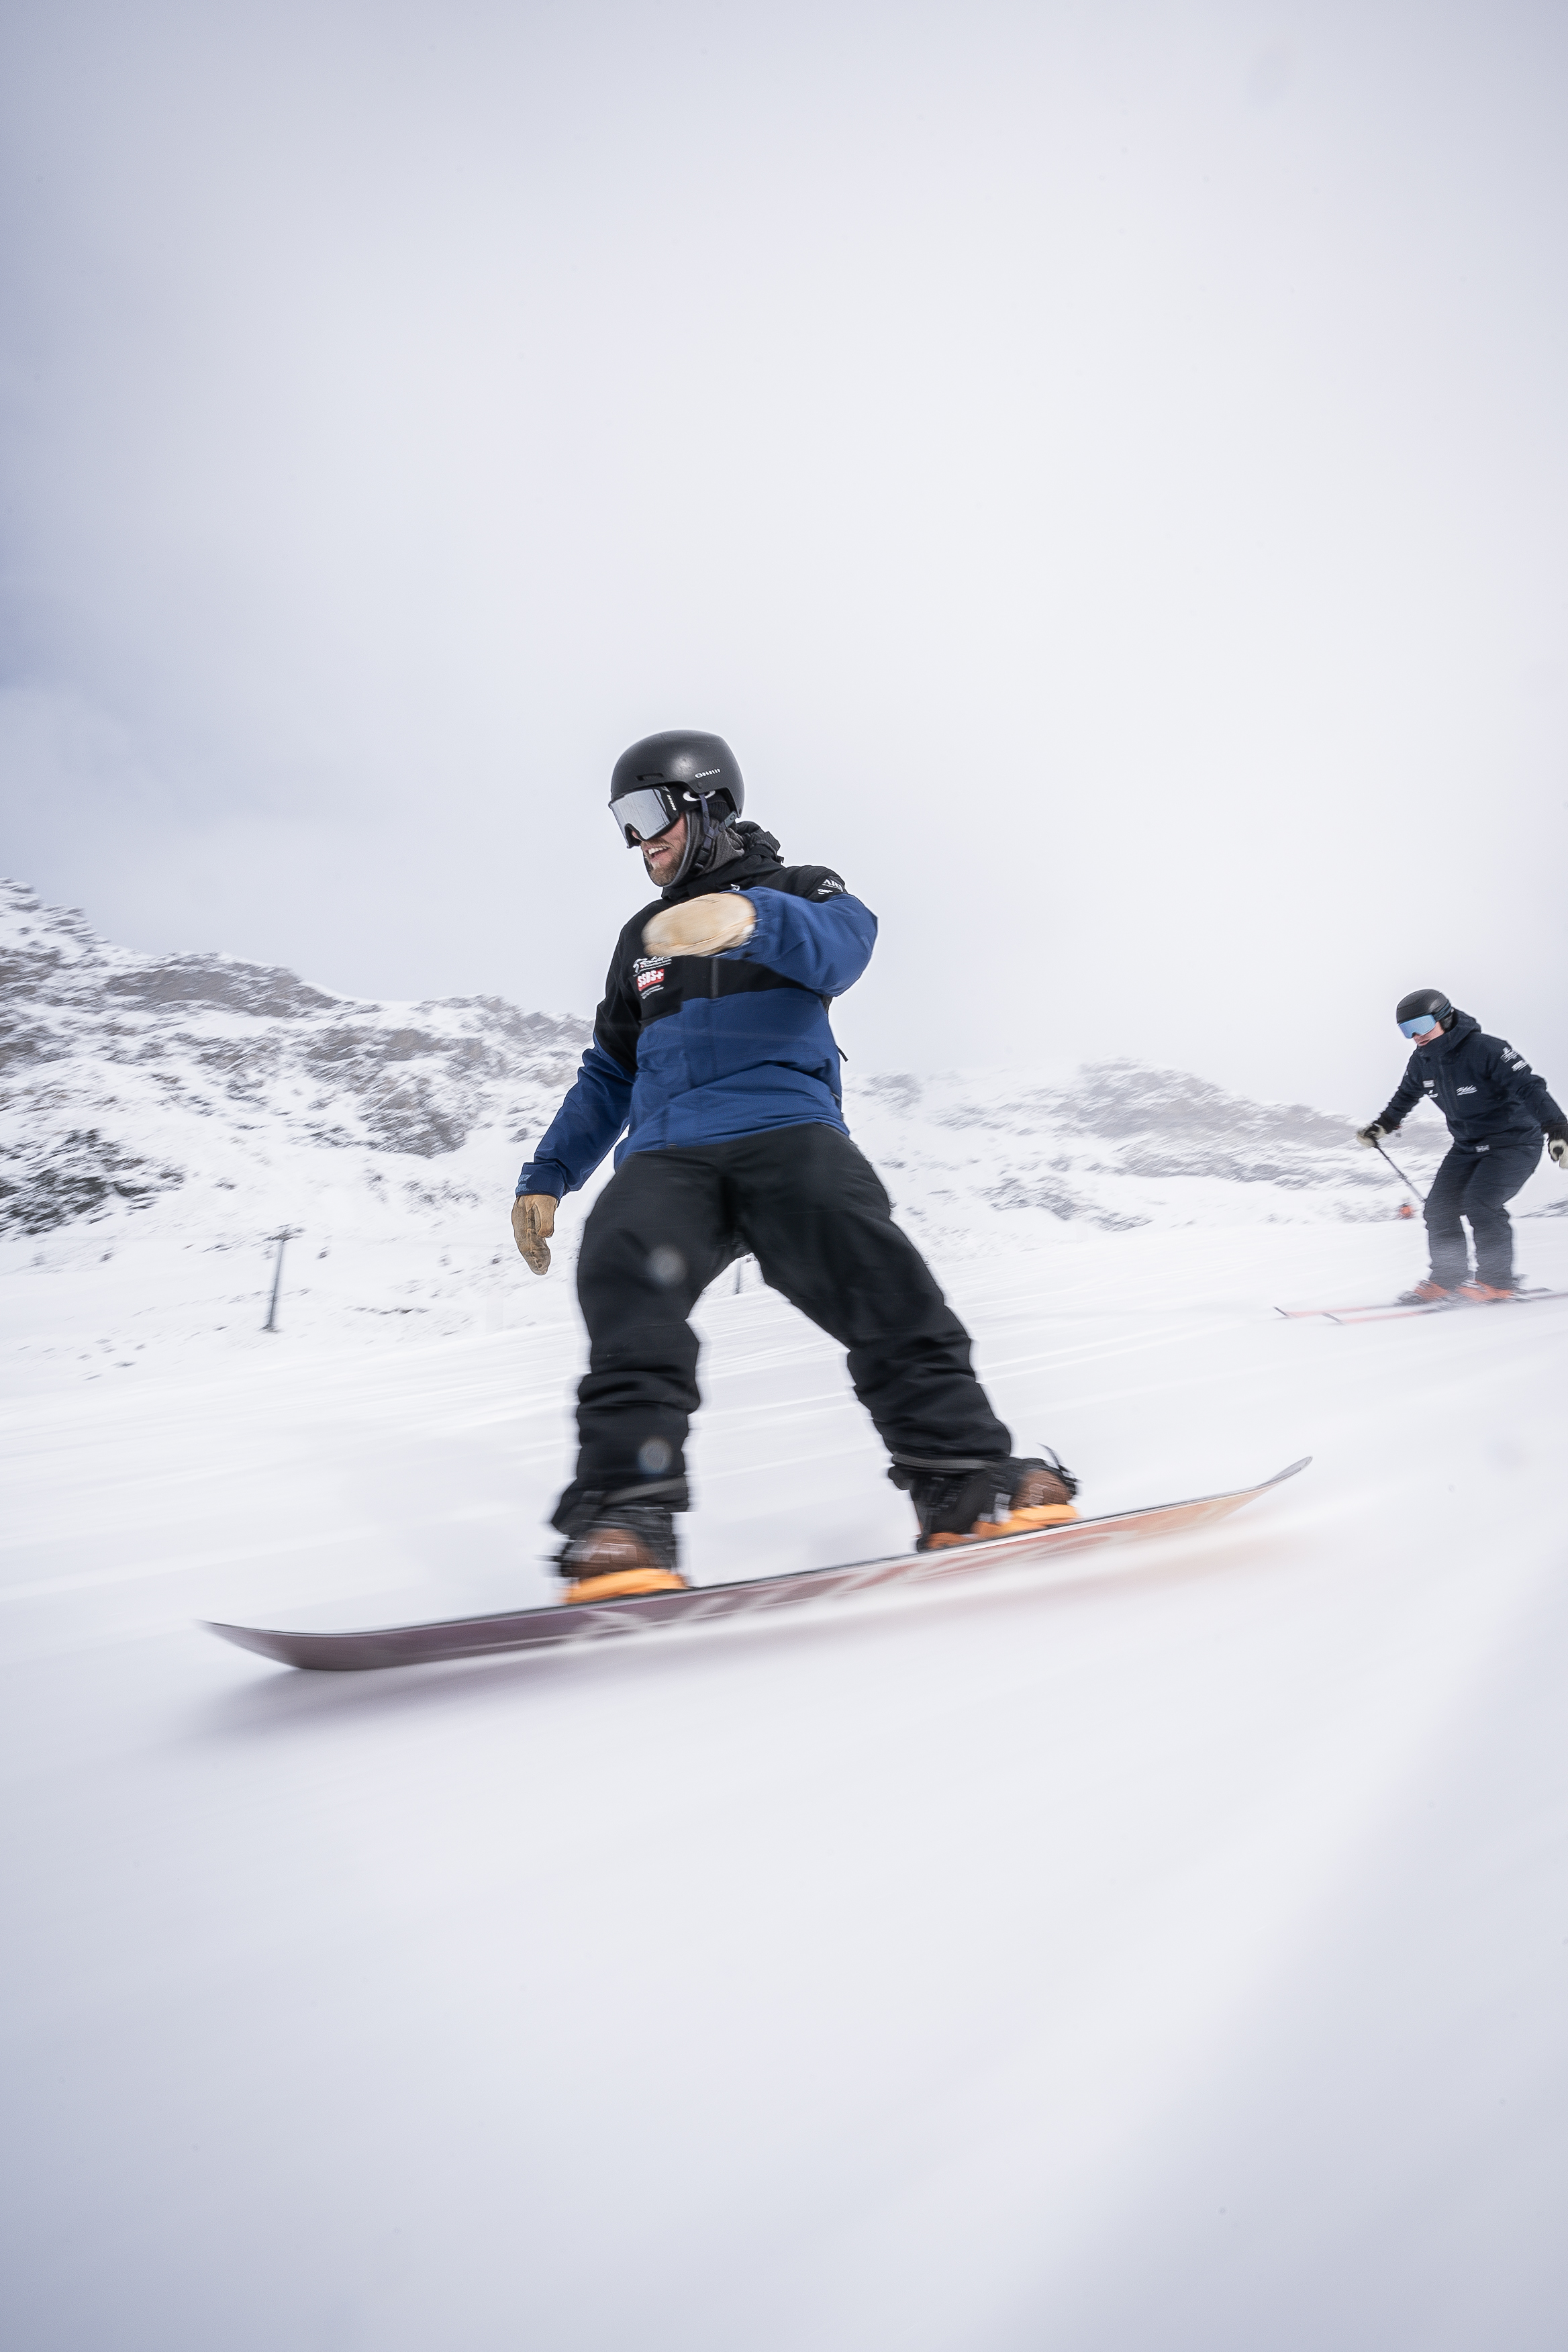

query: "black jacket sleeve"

left=1376, top=1056, right=1426, bottom=1132
left=1485, top=1038, right=1567, bottom=1133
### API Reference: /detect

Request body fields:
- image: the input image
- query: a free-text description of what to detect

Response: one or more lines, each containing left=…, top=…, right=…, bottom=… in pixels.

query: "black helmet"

left=609, top=730, right=743, bottom=834
left=608, top=730, right=744, bottom=886
left=1395, top=987, right=1455, bottom=1036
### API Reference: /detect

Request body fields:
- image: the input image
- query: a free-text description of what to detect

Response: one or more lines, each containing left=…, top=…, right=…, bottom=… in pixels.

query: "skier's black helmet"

left=608, top=730, right=744, bottom=846
left=1395, top=987, right=1455, bottom=1035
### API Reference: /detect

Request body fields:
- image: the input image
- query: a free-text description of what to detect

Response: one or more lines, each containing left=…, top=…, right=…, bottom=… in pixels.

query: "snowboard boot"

left=890, top=1452, right=1079, bottom=1553
left=555, top=1502, right=687, bottom=1604
left=1395, top=1278, right=1458, bottom=1306
left=1457, top=1279, right=1516, bottom=1304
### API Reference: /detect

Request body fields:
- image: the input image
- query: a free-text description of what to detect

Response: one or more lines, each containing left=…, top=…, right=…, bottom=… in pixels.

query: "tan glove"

left=644, top=893, right=756, bottom=959
left=1549, top=1130, right=1568, bottom=1171
left=511, top=1192, right=557, bottom=1275
left=1356, top=1122, right=1391, bottom=1149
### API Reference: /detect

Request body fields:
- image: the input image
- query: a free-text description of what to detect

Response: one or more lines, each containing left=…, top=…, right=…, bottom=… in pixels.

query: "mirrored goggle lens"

left=1399, top=1012, right=1440, bottom=1036
left=611, top=785, right=682, bottom=845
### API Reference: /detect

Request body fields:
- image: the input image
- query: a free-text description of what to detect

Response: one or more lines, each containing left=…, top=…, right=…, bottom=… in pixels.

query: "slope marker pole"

left=263, top=1227, right=300, bottom=1334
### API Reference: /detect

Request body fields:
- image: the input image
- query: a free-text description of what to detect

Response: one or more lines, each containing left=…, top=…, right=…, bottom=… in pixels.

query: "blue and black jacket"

left=1378, top=1010, right=1567, bottom=1154
left=517, top=825, right=878, bottom=1198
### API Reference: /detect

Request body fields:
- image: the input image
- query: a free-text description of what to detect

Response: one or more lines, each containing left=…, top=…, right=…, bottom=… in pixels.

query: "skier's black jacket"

left=518, top=824, right=878, bottom=1198
left=1377, top=1010, right=1566, bottom=1154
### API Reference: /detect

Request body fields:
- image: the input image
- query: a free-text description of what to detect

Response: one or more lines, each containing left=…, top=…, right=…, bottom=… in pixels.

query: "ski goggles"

left=1398, top=1012, right=1442, bottom=1037
left=611, top=785, right=685, bottom=846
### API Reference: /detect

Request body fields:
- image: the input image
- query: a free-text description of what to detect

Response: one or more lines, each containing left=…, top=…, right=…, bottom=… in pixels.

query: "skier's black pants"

left=556, top=1123, right=1011, bottom=1526
left=1424, top=1138, right=1542, bottom=1287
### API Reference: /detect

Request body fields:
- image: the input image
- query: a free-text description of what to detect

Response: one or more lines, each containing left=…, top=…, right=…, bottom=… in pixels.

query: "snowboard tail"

left=204, top=1459, right=1311, bottom=1673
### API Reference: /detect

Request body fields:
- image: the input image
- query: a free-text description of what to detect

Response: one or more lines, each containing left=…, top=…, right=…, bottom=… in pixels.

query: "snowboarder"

left=1357, top=989, right=1568, bottom=1304
left=510, top=729, right=1078, bottom=1602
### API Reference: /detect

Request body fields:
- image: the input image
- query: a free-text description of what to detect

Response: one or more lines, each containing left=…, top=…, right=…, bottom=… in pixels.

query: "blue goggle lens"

left=1400, top=1012, right=1440, bottom=1036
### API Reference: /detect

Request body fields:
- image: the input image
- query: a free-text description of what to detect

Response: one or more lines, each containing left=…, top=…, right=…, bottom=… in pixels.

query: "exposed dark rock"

left=861, top=1074, right=924, bottom=1112
left=103, top=958, right=340, bottom=1018
left=1065, top=1061, right=1349, bottom=1150
left=984, top=1174, right=1148, bottom=1230
left=0, top=1128, right=185, bottom=1234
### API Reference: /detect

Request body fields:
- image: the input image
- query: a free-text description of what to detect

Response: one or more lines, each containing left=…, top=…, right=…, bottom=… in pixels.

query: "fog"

left=3, top=0, right=1566, bottom=1114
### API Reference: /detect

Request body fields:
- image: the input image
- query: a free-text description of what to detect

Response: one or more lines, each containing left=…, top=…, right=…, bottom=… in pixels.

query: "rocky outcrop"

left=0, top=879, right=590, bottom=1233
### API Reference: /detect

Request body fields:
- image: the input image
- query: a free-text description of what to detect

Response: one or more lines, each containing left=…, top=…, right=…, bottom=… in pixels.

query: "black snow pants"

left=554, top=1122, right=1012, bottom=1527
left=1424, top=1138, right=1542, bottom=1287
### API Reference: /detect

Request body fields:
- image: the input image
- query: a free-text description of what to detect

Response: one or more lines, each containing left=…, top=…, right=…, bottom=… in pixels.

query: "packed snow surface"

left=3, top=881, right=1566, bottom=2349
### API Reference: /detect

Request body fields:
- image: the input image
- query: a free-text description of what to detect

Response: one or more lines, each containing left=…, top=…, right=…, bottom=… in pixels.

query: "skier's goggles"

left=1399, top=1012, right=1442, bottom=1037
left=611, top=786, right=684, bottom=846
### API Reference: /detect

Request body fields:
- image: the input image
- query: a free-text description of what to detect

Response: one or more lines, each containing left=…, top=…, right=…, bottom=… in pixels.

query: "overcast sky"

left=3, top=0, right=1565, bottom=1116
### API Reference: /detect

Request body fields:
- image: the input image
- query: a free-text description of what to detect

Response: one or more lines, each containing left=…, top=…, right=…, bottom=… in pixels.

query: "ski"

left=1279, top=1287, right=1568, bottom=1326
left=1322, top=1289, right=1568, bottom=1325
left=204, top=1459, right=1310, bottom=1673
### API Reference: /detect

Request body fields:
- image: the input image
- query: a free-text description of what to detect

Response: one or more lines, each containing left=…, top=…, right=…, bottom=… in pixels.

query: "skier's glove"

left=511, top=1191, right=556, bottom=1276
left=643, top=893, right=756, bottom=959
left=1548, top=1127, right=1568, bottom=1171
left=1356, top=1122, right=1392, bottom=1149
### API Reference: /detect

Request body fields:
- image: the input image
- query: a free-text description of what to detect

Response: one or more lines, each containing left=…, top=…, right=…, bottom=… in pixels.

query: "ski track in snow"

left=3, top=882, right=1568, bottom=2348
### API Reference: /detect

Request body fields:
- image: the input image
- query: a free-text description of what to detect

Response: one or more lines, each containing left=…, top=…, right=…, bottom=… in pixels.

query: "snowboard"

left=203, top=1458, right=1311, bottom=1673
left=1278, top=1287, right=1568, bottom=1326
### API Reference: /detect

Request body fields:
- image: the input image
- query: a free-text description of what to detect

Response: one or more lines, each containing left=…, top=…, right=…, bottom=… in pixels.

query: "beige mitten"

left=643, top=893, right=756, bottom=959
left=511, top=1192, right=557, bottom=1275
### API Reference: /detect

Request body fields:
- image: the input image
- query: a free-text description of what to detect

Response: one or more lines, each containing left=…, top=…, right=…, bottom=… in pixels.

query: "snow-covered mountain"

left=1, top=877, right=1442, bottom=1257
left=0, top=877, right=589, bottom=1239
left=844, top=1062, right=1437, bottom=1244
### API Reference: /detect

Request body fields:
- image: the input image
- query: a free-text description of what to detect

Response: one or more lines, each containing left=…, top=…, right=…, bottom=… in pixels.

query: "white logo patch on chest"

left=634, top=958, right=667, bottom=997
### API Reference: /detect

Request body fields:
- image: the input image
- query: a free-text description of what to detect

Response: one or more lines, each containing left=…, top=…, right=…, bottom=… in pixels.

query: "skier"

left=510, top=729, right=1079, bottom=1602
left=1357, top=989, right=1568, bottom=1304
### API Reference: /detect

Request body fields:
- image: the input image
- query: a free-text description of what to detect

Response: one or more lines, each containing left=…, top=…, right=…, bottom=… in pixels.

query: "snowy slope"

left=3, top=881, right=1567, bottom=2351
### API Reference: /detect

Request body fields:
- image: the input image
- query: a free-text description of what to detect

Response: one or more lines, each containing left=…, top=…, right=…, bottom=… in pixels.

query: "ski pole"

left=1374, top=1140, right=1426, bottom=1205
